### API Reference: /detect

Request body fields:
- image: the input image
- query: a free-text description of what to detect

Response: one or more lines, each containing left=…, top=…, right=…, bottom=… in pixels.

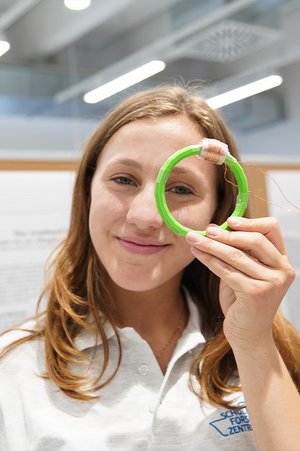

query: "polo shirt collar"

left=74, top=289, right=206, bottom=352
left=74, top=319, right=115, bottom=352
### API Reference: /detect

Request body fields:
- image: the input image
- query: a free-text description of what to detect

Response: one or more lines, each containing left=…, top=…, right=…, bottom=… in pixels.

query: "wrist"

left=228, top=332, right=276, bottom=355
left=230, top=336, right=283, bottom=387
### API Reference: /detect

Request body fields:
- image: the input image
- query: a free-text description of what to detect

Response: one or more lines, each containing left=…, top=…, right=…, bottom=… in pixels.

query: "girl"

left=0, top=86, right=299, bottom=451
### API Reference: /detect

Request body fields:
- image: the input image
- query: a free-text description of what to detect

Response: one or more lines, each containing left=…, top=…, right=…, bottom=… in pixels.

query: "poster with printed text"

left=266, top=169, right=300, bottom=332
left=0, top=171, right=75, bottom=332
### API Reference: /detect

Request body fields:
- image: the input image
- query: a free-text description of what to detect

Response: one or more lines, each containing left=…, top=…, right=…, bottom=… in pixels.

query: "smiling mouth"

left=117, top=237, right=169, bottom=255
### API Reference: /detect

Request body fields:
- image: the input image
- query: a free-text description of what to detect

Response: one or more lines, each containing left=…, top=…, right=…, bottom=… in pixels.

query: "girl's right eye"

left=111, top=176, right=135, bottom=186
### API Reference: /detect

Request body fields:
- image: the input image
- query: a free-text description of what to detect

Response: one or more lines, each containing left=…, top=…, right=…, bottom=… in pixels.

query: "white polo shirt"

left=0, top=294, right=257, bottom=451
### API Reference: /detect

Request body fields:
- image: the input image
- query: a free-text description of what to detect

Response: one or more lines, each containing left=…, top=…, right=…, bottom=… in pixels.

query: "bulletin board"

left=0, top=160, right=77, bottom=332
left=0, top=160, right=299, bottom=332
left=243, top=163, right=300, bottom=218
left=0, top=160, right=77, bottom=171
left=244, top=163, right=300, bottom=331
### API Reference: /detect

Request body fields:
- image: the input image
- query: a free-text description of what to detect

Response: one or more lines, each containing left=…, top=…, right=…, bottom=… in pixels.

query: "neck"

left=109, top=279, right=189, bottom=373
left=110, top=279, right=186, bottom=333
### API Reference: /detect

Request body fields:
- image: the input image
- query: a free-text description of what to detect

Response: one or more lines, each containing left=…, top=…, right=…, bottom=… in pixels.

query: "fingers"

left=188, top=233, right=295, bottom=300
left=190, top=245, right=261, bottom=293
left=205, top=225, right=283, bottom=268
left=187, top=217, right=296, bottom=346
left=227, top=216, right=288, bottom=256
left=186, top=216, right=294, bottom=281
left=187, top=232, right=277, bottom=281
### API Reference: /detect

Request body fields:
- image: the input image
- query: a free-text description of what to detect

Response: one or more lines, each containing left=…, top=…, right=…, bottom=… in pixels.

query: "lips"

left=117, top=236, right=170, bottom=255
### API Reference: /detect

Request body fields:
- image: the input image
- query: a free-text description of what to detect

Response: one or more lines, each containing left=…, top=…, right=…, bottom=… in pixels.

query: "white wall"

left=0, top=115, right=98, bottom=161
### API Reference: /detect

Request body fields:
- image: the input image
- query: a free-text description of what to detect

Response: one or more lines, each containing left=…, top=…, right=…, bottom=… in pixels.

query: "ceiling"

left=1, top=0, right=300, bottom=131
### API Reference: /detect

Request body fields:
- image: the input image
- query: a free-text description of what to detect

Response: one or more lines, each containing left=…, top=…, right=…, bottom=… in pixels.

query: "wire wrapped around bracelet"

left=155, top=138, right=249, bottom=237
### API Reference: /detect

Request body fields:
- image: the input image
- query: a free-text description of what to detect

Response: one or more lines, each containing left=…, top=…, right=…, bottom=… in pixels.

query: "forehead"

left=107, top=115, right=201, bottom=147
left=99, top=116, right=200, bottom=161
left=96, top=115, right=217, bottom=181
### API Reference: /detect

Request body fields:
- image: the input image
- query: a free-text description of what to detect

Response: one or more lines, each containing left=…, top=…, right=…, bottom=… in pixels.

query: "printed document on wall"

left=0, top=171, right=74, bottom=332
left=267, top=170, right=300, bottom=331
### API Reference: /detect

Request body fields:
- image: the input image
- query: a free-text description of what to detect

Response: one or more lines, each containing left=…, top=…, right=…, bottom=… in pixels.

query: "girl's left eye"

left=168, top=185, right=194, bottom=195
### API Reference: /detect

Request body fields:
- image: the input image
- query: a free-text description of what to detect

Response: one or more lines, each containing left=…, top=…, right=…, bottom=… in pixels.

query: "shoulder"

left=0, top=318, right=40, bottom=349
left=0, top=321, right=47, bottom=449
left=0, top=319, right=45, bottom=375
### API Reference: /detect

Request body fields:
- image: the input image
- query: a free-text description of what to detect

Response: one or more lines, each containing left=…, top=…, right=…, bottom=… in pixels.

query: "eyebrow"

left=109, top=158, right=191, bottom=175
left=108, top=158, right=206, bottom=180
left=169, top=166, right=190, bottom=176
left=107, top=158, right=142, bottom=170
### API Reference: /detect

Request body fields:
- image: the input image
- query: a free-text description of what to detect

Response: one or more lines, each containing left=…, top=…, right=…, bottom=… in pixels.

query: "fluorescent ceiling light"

left=0, top=32, right=10, bottom=57
left=207, top=75, right=283, bottom=109
left=84, top=60, right=166, bottom=104
left=0, top=40, right=10, bottom=57
left=64, top=0, right=91, bottom=11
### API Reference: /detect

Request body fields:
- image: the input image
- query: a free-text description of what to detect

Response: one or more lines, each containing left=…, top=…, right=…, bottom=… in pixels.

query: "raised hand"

left=186, top=216, right=295, bottom=349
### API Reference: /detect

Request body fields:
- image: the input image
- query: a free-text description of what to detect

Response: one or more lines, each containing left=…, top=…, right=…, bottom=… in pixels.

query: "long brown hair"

left=1, top=86, right=299, bottom=407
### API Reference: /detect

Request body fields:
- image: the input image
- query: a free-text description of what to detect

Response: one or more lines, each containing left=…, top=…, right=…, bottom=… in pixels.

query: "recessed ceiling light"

left=64, top=0, right=91, bottom=11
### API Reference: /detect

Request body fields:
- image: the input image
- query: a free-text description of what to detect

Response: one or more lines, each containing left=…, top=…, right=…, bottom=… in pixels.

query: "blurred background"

left=0, top=0, right=299, bottom=159
left=0, top=0, right=299, bottom=331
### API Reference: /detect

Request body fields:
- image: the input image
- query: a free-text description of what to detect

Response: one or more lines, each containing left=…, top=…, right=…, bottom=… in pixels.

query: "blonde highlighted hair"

left=1, top=86, right=299, bottom=407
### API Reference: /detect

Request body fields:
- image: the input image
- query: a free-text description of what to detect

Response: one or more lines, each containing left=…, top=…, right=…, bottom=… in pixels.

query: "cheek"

left=89, top=189, right=125, bottom=239
left=174, top=236, right=197, bottom=272
left=171, top=198, right=216, bottom=230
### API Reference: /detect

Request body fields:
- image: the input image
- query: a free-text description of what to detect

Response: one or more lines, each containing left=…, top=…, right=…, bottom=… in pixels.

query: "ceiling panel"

left=0, top=0, right=299, bottom=132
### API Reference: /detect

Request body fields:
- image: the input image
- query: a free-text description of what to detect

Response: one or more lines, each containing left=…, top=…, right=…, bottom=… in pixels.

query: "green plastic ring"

left=155, top=144, right=248, bottom=236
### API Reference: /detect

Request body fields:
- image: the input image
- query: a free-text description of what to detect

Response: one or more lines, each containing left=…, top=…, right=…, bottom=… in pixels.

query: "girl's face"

left=89, top=115, right=217, bottom=292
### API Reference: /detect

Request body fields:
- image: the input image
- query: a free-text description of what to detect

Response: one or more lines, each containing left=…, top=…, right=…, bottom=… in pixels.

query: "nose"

left=126, top=184, right=164, bottom=230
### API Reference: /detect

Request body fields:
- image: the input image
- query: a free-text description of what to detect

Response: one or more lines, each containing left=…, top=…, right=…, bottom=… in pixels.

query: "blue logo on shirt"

left=209, top=406, right=252, bottom=437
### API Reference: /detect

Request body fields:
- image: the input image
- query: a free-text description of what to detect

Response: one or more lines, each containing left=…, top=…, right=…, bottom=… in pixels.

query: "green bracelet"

left=155, top=140, right=248, bottom=236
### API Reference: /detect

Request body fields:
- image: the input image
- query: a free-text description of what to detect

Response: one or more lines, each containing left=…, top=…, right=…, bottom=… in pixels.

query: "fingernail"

left=227, top=217, right=241, bottom=227
left=206, top=226, right=221, bottom=237
left=186, top=232, right=203, bottom=243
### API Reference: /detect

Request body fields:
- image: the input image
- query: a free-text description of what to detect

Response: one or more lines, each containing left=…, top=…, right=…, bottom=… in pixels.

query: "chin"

left=107, top=265, right=171, bottom=292
left=111, top=276, right=161, bottom=293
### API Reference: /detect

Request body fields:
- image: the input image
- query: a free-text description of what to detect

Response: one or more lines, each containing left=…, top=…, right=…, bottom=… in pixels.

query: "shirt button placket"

left=138, top=364, right=150, bottom=376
